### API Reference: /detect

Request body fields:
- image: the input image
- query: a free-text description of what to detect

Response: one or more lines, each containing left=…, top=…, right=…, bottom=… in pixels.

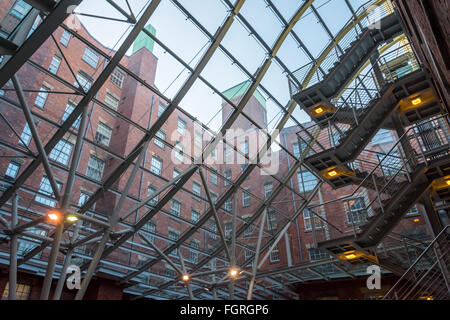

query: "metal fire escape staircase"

left=290, top=1, right=403, bottom=114
left=299, top=46, right=443, bottom=187
left=383, top=225, right=450, bottom=300
left=288, top=4, right=449, bottom=276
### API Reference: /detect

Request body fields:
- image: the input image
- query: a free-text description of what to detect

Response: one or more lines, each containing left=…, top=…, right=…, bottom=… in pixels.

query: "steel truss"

left=0, top=0, right=384, bottom=300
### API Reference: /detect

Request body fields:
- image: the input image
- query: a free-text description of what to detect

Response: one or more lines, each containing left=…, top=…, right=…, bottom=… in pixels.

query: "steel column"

left=8, top=193, right=18, bottom=300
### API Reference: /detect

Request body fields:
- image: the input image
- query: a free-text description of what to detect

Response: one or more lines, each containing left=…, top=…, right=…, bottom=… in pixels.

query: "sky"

left=73, top=0, right=370, bottom=133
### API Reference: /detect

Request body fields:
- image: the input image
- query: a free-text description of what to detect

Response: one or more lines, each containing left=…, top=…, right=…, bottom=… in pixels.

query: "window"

left=19, top=123, right=32, bottom=147
left=242, top=189, right=250, bottom=207
left=174, top=141, right=184, bottom=162
left=154, top=130, right=165, bottom=149
left=142, top=222, right=156, bottom=243
left=104, top=92, right=119, bottom=111
left=309, top=248, right=329, bottom=261
left=241, top=139, right=249, bottom=155
left=110, top=68, right=125, bottom=88
left=244, top=217, right=253, bottom=237
left=86, top=155, right=105, bottom=181
left=35, top=177, right=62, bottom=207
left=74, top=72, right=92, bottom=91
left=210, top=192, right=217, bottom=204
left=82, top=47, right=99, bottom=68
left=303, top=208, right=323, bottom=231
left=225, top=222, right=232, bottom=237
left=5, top=161, right=20, bottom=179
left=177, top=117, right=187, bottom=136
left=308, top=249, right=333, bottom=273
left=170, top=199, right=181, bottom=216
left=17, top=227, right=46, bottom=257
left=95, top=122, right=112, bottom=146
left=49, top=139, right=73, bottom=165
left=10, top=1, right=32, bottom=19
left=62, top=101, right=81, bottom=129
left=157, top=102, right=166, bottom=117
left=34, top=85, right=50, bottom=108
left=210, top=171, right=217, bottom=185
left=195, top=131, right=202, bottom=148
left=267, top=208, right=276, bottom=231
left=173, top=168, right=180, bottom=180
left=190, top=240, right=199, bottom=263
left=191, top=209, right=200, bottom=223
left=224, top=145, right=232, bottom=163
left=166, top=265, right=177, bottom=277
left=297, top=169, right=317, bottom=193
left=60, top=30, right=71, bottom=46
left=406, top=205, right=419, bottom=216
left=224, top=168, right=232, bottom=186
left=147, top=185, right=159, bottom=206
left=344, top=197, right=367, bottom=226
left=26, top=15, right=41, bottom=39
left=245, top=247, right=254, bottom=260
left=225, top=197, right=232, bottom=212
left=168, top=230, right=179, bottom=256
left=150, top=156, right=162, bottom=175
left=270, top=246, right=280, bottom=263
left=211, top=144, right=217, bottom=159
left=2, top=282, right=31, bottom=300
left=48, top=55, right=61, bottom=74
left=192, top=182, right=201, bottom=201
left=293, top=142, right=301, bottom=158
left=264, top=182, right=273, bottom=199
left=294, top=138, right=312, bottom=158
left=372, top=129, right=393, bottom=145
left=209, top=220, right=217, bottom=239
left=78, top=191, right=91, bottom=207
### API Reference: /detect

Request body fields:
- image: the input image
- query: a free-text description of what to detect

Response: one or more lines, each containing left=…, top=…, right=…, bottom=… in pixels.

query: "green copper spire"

left=222, top=80, right=266, bottom=109
left=132, top=24, right=156, bottom=54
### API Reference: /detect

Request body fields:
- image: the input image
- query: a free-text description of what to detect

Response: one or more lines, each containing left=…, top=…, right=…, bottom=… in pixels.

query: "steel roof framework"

left=0, top=0, right=389, bottom=300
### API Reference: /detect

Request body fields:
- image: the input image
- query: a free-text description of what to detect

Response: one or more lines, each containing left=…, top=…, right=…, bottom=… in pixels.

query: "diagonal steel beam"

left=11, top=76, right=61, bottom=201
left=138, top=232, right=183, bottom=275
left=257, top=183, right=322, bottom=269
left=0, top=0, right=81, bottom=88
left=138, top=0, right=316, bottom=297
left=74, top=133, right=151, bottom=300
left=85, top=0, right=247, bottom=280
left=247, top=208, right=267, bottom=300
left=0, top=0, right=158, bottom=210
left=198, top=167, right=231, bottom=262
left=39, top=80, right=91, bottom=300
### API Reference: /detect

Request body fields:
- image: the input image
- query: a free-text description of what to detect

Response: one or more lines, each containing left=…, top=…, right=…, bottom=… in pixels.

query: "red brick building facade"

left=0, top=1, right=435, bottom=300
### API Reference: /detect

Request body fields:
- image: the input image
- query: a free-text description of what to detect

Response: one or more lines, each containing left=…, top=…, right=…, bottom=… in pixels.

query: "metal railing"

left=383, top=225, right=450, bottom=300
left=301, top=115, right=450, bottom=245
left=297, top=43, right=420, bottom=154
left=288, top=0, right=395, bottom=92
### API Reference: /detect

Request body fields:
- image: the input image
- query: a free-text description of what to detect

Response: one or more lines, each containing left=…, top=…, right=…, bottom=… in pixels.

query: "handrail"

left=295, top=43, right=416, bottom=140
left=322, top=43, right=414, bottom=129
left=290, top=0, right=395, bottom=89
left=306, top=114, right=448, bottom=209
left=382, top=225, right=449, bottom=299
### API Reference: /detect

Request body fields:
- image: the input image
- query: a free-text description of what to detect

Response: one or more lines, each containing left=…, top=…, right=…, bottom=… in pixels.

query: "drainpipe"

left=281, top=131, right=303, bottom=263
